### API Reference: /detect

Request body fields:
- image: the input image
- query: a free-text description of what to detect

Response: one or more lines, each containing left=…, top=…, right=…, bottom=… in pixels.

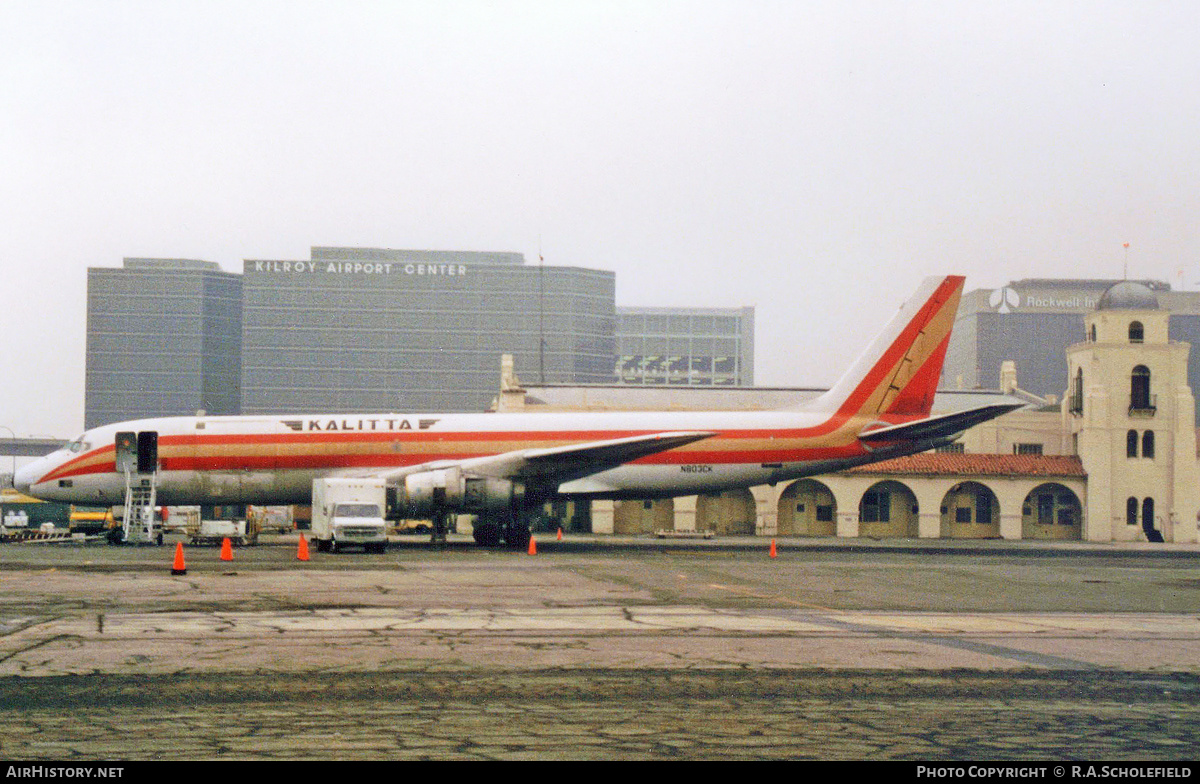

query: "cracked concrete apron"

left=2, top=568, right=1198, bottom=676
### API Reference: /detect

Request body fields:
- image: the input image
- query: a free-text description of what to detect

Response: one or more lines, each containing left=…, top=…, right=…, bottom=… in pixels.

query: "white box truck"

left=311, top=477, right=389, bottom=553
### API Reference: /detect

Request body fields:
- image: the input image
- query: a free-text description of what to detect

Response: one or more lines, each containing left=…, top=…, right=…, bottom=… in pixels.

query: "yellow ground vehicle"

left=68, top=506, right=114, bottom=535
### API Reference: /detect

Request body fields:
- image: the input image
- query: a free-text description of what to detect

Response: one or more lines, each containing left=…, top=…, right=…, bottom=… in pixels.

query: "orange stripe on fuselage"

left=44, top=426, right=873, bottom=481
left=41, top=445, right=117, bottom=483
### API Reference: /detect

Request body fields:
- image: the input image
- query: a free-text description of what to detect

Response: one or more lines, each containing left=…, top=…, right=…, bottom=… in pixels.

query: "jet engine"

left=395, top=467, right=524, bottom=518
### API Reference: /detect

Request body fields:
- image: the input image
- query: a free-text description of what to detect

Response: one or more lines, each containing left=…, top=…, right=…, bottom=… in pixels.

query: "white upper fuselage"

left=16, top=407, right=894, bottom=507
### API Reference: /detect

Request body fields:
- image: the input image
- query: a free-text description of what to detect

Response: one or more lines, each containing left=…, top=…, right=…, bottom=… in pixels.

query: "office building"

left=85, top=248, right=755, bottom=424
left=240, top=248, right=616, bottom=414
left=85, top=259, right=242, bottom=429
left=945, top=278, right=1200, bottom=422
left=615, top=306, right=754, bottom=386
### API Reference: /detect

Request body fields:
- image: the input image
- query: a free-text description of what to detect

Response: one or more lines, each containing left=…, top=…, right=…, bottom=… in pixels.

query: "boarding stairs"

left=120, top=468, right=162, bottom=545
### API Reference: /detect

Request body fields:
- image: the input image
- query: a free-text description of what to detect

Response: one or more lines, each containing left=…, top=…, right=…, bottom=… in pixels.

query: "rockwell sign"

left=1021, top=293, right=1099, bottom=309
left=248, top=260, right=468, bottom=276
left=988, top=286, right=1100, bottom=313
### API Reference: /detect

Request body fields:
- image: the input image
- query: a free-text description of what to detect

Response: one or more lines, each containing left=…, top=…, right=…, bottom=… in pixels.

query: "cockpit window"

left=67, top=436, right=91, bottom=453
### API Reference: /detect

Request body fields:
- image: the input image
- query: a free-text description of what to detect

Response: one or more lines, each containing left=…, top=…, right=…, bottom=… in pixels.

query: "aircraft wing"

left=857, top=403, right=1025, bottom=446
left=368, top=430, right=717, bottom=486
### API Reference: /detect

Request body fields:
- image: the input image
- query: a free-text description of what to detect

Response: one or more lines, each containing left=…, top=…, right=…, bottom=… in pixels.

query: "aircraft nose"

left=13, top=461, right=39, bottom=494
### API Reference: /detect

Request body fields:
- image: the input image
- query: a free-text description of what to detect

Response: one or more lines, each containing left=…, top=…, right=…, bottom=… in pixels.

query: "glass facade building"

left=945, top=277, right=1200, bottom=422
left=240, top=248, right=616, bottom=414
left=615, top=306, right=754, bottom=386
left=84, top=249, right=762, bottom=423
left=85, top=259, right=242, bottom=429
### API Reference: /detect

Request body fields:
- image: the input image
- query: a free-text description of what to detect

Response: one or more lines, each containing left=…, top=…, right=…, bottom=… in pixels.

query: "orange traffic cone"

left=556, top=527, right=563, bottom=541
left=220, top=537, right=233, bottom=561
left=528, top=535, right=537, bottom=555
left=171, top=542, right=187, bottom=575
left=769, top=539, right=777, bottom=559
left=297, top=534, right=310, bottom=561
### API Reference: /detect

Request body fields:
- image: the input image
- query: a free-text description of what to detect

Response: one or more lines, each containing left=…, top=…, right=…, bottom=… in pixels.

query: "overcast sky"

left=4, top=0, right=1199, bottom=438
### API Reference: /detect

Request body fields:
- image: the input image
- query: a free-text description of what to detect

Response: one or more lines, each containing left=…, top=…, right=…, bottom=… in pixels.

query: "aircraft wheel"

left=473, top=522, right=502, bottom=547
left=504, top=524, right=531, bottom=550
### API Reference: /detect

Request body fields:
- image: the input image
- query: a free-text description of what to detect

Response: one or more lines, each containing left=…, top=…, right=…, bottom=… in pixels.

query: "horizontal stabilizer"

left=858, top=403, right=1024, bottom=445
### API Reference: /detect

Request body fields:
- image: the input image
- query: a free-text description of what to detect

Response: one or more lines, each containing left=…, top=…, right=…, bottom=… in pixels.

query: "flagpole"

left=538, top=241, right=545, bottom=385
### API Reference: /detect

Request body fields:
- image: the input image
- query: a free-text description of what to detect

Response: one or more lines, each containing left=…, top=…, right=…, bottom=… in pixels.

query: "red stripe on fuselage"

left=44, top=427, right=872, bottom=481
left=40, top=445, right=117, bottom=484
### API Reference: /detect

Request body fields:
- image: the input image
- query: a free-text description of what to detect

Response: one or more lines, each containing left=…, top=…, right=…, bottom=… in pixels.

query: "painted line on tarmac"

left=704, top=583, right=1102, bottom=670
left=805, top=614, right=1102, bottom=671
left=0, top=615, right=55, bottom=637
left=706, top=582, right=835, bottom=612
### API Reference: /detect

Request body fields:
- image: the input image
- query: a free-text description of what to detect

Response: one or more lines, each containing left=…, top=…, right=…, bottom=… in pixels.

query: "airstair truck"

left=311, top=478, right=389, bottom=553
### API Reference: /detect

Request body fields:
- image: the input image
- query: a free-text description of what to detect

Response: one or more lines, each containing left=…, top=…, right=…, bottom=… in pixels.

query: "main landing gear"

left=469, top=512, right=532, bottom=549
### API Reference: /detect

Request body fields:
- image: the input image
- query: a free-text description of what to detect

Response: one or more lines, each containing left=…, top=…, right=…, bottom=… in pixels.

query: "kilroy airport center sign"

left=247, top=260, right=469, bottom=277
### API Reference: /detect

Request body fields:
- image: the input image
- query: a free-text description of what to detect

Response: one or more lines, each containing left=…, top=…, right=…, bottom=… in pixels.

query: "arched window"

left=1142, top=497, right=1164, bottom=542
left=1070, top=368, right=1084, bottom=415
left=1126, top=497, right=1139, bottom=526
left=1129, top=321, right=1144, bottom=343
left=1142, top=430, right=1155, bottom=459
left=1130, top=366, right=1152, bottom=411
left=1127, top=429, right=1139, bottom=458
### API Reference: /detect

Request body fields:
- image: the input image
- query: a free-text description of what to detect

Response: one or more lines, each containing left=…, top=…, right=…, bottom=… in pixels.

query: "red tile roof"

left=844, top=453, right=1086, bottom=477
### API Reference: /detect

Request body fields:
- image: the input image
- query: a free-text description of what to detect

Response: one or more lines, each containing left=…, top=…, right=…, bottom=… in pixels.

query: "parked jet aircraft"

left=16, top=275, right=1020, bottom=546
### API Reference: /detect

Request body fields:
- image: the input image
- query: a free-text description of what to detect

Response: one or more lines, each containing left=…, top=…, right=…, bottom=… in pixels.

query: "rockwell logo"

left=988, top=287, right=1020, bottom=313
left=282, top=418, right=441, bottom=432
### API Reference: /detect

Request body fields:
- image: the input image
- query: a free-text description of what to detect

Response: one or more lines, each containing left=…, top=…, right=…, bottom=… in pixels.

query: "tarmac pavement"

left=0, top=534, right=1197, bottom=760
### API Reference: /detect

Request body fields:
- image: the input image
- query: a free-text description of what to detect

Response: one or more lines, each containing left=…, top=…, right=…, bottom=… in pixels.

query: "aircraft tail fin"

left=800, top=275, right=964, bottom=421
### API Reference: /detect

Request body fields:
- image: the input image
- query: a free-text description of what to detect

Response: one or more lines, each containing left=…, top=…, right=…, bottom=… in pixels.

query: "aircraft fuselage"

left=17, top=407, right=906, bottom=507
